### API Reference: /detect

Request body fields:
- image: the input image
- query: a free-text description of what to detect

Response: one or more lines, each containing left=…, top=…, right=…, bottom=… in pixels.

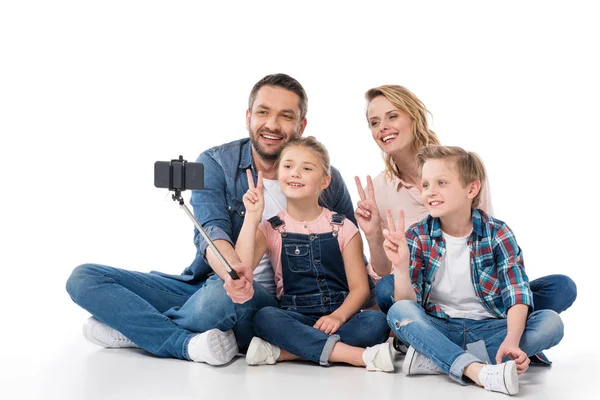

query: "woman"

left=354, top=85, right=576, bottom=343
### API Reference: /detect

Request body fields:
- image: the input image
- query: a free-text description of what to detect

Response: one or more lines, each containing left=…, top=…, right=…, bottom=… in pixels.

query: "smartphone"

left=154, top=160, right=204, bottom=191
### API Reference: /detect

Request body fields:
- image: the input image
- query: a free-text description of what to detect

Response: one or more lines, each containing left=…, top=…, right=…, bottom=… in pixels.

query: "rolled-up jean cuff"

left=319, top=334, right=341, bottom=366
left=182, top=333, right=197, bottom=361
left=449, top=352, right=482, bottom=384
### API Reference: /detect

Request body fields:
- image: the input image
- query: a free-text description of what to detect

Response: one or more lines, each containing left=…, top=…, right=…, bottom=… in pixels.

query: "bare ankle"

left=464, top=362, right=484, bottom=386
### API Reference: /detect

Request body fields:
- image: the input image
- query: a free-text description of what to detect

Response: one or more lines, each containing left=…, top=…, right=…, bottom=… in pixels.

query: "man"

left=66, top=73, right=358, bottom=366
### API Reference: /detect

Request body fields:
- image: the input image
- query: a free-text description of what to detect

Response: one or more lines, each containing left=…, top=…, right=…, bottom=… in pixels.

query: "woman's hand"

left=354, top=175, right=383, bottom=239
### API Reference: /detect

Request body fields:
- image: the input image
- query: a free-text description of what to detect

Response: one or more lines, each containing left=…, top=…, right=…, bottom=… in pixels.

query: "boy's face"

left=420, top=158, right=478, bottom=218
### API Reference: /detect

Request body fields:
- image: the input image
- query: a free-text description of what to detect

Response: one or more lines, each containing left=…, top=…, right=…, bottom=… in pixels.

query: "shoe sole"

left=502, top=361, right=519, bottom=395
left=82, top=318, right=137, bottom=349
left=403, top=346, right=417, bottom=375
left=205, top=329, right=238, bottom=366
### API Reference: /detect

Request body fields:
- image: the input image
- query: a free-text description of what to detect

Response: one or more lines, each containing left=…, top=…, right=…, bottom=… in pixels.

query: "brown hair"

left=275, top=136, right=331, bottom=177
left=365, top=85, right=440, bottom=181
left=249, top=73, right=308, bottom=120
left=416, top=145, right=487, bottom=209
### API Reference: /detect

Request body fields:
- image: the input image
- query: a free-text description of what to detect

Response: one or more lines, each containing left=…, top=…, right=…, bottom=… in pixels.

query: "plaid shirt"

left=406, top=209, right=533, bottom=319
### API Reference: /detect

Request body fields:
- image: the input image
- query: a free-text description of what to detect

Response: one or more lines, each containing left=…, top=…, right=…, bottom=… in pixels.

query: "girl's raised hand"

left=243, top=169, right=265, bottom=217
left=382, top=209, right=409, bottom=269
left=354, top=175, right=382, bottom=238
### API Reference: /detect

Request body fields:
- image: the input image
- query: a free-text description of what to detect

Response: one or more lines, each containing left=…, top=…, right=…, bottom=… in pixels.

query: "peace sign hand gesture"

left=382, top=209, right=410, bottom=270
left=243, top=169, right=265, bottom=217
left=354, top=176, right=383, bottom=239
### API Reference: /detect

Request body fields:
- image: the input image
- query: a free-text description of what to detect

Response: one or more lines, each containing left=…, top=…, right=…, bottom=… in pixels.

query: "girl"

left=235, top=136, right=393, bottom=371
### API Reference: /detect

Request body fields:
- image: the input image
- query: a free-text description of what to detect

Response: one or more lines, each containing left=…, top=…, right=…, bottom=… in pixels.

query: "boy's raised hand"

left=354, top=176, right=382, bottom=238
left=243, top=169, right=264, bottom=217
left=382, top=209, right=409, bottom=269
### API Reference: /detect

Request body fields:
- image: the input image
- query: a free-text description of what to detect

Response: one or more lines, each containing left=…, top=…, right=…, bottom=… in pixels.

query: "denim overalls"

left=252, top=212, right=390, bottom=366
left=274, top=213, right=350, bottom=315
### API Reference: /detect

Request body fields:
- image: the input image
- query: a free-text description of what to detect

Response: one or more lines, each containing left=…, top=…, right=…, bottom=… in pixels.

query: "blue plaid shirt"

left=406, top=209, right=533, bottom=319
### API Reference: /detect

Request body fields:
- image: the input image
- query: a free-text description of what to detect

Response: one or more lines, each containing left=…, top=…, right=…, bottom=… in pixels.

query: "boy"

left=381, top=145, right=564, bottom=395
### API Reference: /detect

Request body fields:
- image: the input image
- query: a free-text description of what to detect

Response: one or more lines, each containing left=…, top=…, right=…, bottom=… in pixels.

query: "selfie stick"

left=171, top=189, right=240, bottom=280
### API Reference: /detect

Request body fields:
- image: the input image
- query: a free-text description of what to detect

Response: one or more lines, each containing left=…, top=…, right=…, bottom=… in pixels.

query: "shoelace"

left=416, top=356, right=440, bottom=372
left=480, top=365, right=507, bottom=392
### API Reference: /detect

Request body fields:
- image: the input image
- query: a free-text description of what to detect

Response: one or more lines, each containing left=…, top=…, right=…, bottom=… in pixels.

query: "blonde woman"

left=354, top=85, right=575, bottom=361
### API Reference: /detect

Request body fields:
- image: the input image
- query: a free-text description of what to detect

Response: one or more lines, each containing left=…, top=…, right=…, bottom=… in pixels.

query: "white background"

left=1, top=1, right=598, bottom=398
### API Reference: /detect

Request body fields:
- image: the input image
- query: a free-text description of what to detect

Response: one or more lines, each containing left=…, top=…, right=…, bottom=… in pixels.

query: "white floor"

left=3, top=307, right=594, bottom=400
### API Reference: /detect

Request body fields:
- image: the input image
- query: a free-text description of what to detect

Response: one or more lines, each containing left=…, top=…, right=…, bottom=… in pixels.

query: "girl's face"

left=367, top=95, right=414, bottom=154
left=278, top=146, right=331, bottom=201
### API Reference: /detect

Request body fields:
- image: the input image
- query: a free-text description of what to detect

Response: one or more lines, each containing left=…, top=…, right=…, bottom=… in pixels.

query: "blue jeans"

left=66, top=264, right=278, bottom=359
left=387, top=300, right=564, bottom=384
left=253, top=307, right=390, bottom=366
left=375, top=273, right=577, bottom=314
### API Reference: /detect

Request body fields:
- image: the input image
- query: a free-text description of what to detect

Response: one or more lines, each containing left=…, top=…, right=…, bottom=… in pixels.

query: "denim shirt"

left=153, top=138, right=358, bottom=283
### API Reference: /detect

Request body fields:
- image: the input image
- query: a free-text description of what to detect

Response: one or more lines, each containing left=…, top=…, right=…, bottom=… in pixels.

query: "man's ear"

left=246, top=109, right=251, bottom=131
left=321, top=174, right=331, bottom=190
left=467, top=180, right=481, bottom=200
left=298, top=118, right=307, bottom=136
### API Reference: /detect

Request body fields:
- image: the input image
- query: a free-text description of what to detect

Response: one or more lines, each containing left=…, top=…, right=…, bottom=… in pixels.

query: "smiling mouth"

left=381, top=134, right=398, bottom=143
left=261, top=133, right=283, bottom=141
left=429, top=201, right=444, bottom=206
left=287, top=182, right=305, bottom=188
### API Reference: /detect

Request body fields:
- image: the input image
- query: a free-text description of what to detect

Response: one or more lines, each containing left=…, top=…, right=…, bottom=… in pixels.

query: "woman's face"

left=367, top=96, right=414, bottom=154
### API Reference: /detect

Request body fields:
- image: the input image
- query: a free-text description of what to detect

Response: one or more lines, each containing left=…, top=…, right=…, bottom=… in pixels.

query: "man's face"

left=246, top=86, right=307, bottom=161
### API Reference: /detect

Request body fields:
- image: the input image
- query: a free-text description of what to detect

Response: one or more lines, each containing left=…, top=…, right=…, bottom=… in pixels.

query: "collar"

left=429, top=209, right=488, bottom=239
left=238, top=138, right=254, bottom=171
left=395, top=176, right=415, bottom=190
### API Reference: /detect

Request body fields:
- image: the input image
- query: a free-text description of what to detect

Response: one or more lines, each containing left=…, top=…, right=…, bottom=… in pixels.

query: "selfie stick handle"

left=179, top=200, right=240, bottom=280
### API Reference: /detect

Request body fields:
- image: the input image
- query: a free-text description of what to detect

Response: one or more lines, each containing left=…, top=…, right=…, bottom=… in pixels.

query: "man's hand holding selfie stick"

left=154, top=156, right=254, bottom=304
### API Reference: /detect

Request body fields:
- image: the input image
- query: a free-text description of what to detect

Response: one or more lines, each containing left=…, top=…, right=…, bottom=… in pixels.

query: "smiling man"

left=66, top=74, right=359, bottom=366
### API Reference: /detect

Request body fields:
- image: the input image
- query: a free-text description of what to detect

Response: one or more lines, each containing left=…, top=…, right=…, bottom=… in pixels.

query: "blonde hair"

left=275, top=136, right=331, bottom=177
left=416, top=145, right=487, bottom=209
left=365, top=85, right=440, bottom=181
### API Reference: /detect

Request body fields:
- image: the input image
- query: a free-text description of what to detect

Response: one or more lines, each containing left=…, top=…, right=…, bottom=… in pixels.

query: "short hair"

left=248, top=73, right=308, bottom=120
left=365, top=85, right=440, bottom=181
left=416, top=145, right=486, bottom=209
left=275, top=136, right=331, bottom=177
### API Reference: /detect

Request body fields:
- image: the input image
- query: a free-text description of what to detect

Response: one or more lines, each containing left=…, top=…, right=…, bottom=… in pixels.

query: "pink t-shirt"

left=367, top=171, right=493, bottom=281
left=258, top=208, right=359, bottom=299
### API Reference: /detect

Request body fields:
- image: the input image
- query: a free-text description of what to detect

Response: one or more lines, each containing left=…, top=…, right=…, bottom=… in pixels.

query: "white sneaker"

left=479, top=361, right=519, bottom=395
left=402, top=346, right=443, bottom=375
left=363, top=342, right=394, bottom=372
left=187, top=329, right=238, bottom=366
left=83, top=317, right=138, bottom=348
left=245, top=337, right=280, bottom=365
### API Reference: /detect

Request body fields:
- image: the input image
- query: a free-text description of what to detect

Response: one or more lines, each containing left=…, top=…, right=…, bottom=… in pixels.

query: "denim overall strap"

left=277, top=216, right=349, bottom=315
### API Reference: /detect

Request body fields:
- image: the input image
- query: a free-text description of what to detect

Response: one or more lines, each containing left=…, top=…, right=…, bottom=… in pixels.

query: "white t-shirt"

left=252, top=178, right=287, bottom=294
left=428, top=230, right=495, bottom=320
